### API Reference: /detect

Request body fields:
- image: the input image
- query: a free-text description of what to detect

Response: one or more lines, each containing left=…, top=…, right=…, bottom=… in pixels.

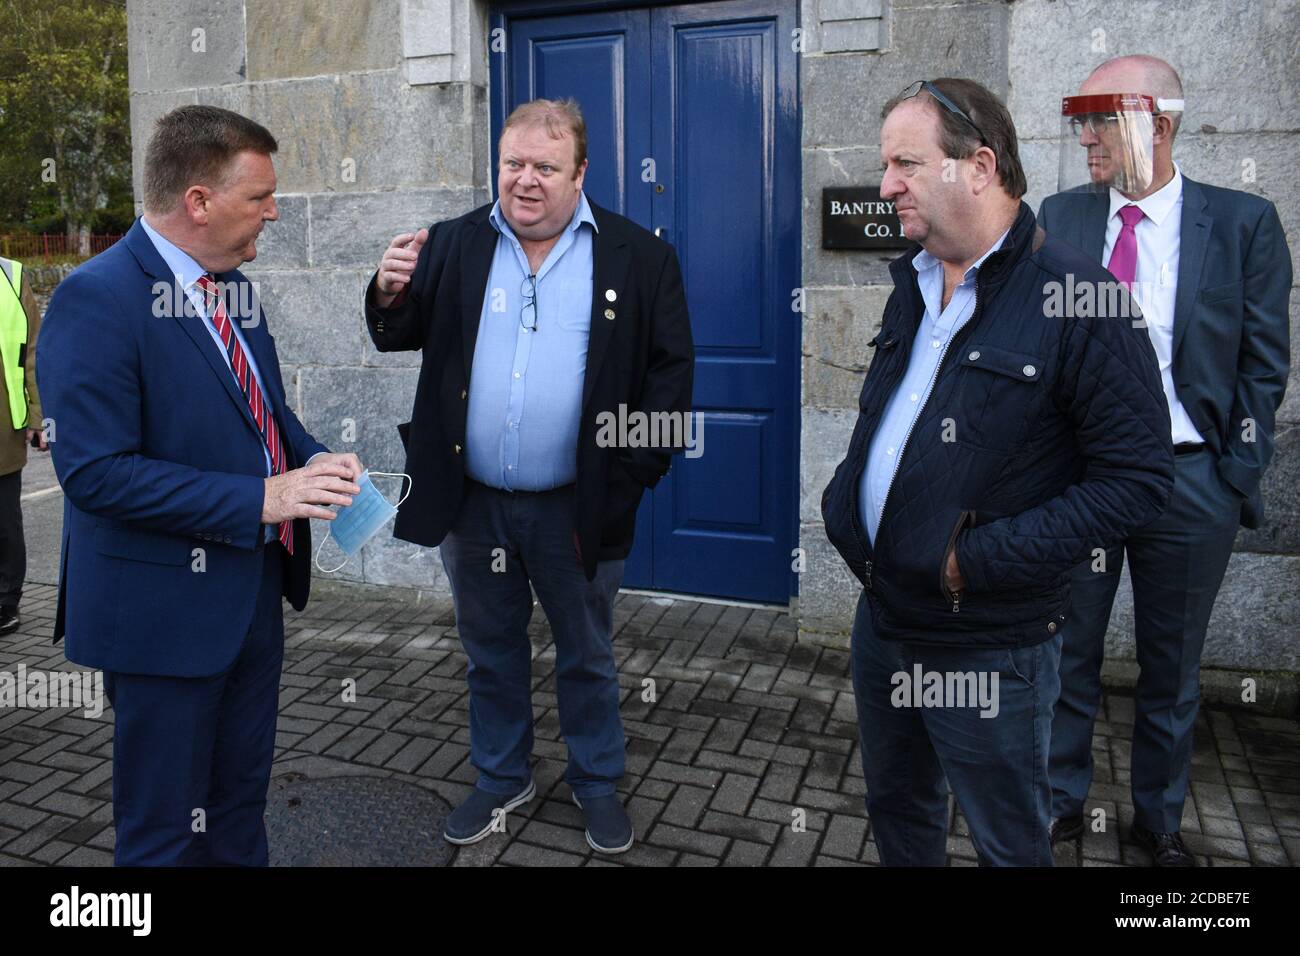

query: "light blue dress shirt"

left=140, top=217, right=275, bottom=478
left=859, top=228, right=1011, bottom=545
left=465, top=192, right=597, bottom=491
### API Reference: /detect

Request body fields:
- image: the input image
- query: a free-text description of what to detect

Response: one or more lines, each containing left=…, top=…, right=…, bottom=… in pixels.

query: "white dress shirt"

left=1103, top=164, right=1205, bottom=445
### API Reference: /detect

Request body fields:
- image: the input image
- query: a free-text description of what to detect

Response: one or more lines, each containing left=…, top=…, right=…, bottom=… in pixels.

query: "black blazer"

left=364, top=199, right=694, bottom=579
left=1039, top=176, right=1292, bottom=529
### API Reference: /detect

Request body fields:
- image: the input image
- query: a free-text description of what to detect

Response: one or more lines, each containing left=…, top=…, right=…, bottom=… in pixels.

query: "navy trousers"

left=1051, top=448, right=1242, bottom=832
left=851, top=591, right=1062, bottom=866
left=439, top=480, right=625, bottom=799
left=105, top=545, right=284, bottom=866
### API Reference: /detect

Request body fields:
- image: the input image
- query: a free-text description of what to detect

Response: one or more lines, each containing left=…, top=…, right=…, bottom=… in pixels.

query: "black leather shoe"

left=1050, top=813, right=1084, bottom=844
left=0, top=605, right=18, bottom=635
left=1131, top=822, right=1196, bottom=866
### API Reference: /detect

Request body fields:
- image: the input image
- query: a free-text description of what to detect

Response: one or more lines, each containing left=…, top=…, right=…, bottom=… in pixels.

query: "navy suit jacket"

left=37, top=218, right=329, bottom=677
left=1039, top=176, right=1292, bottom=529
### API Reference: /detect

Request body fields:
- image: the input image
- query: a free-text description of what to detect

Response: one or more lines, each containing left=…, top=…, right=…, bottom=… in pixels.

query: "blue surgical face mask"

left=314, top=470, right=411, bottom=573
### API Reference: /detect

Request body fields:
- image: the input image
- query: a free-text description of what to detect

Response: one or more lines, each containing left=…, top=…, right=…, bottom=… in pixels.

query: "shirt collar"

left=1108, top=163, right=1183, bottom=227
left=140, top=216, right=208, bottom=291
left=912, top=225, right=1012, bottom=284
left=489, top=190, right=598, bottom=240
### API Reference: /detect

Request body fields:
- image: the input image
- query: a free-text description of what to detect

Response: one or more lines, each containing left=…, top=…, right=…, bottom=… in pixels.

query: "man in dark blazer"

left=1040, top=56, right=1292, bottom=865
left=38, top=106, right=361, bottom=865
left=365, top=98, right=693, bottom=854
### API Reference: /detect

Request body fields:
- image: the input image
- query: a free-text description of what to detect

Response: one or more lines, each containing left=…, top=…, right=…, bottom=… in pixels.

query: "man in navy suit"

left=1040, top=56, right=1291, bottom=865
left=38, top=105, right=362, bottom=866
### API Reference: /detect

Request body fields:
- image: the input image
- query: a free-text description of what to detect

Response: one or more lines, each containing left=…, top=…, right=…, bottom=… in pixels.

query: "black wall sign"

left=822, top=186, right=911, bottom=250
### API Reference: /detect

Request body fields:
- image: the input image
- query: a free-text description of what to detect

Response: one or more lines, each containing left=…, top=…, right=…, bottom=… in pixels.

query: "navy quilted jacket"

left=821, top=202, right=1175, bottom=648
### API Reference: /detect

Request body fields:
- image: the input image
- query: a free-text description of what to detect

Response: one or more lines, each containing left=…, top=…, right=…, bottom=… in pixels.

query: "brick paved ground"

left=1, top=581, right=1297, bottom=867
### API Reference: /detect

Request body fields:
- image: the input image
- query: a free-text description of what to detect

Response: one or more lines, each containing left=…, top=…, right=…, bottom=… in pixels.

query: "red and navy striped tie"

left=196, top=274, right=293, bottom=554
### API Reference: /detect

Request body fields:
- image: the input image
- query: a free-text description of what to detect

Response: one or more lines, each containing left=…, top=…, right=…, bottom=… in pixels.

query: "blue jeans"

left=439, top=480, right=625, bottom=799
left=850, top=591, right=1062, bottom=866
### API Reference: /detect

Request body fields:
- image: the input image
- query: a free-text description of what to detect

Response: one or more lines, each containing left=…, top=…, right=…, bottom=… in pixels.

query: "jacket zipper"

left=940, top=509, right=974, bottom=612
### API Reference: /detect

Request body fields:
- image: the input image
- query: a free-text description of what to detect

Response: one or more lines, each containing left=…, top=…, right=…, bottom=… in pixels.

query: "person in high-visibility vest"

left=0, top=255, right=47, bottom=635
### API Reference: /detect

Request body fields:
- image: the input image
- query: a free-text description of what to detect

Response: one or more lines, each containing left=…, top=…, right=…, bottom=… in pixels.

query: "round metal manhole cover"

left=265, top=774, right=455, bottom=866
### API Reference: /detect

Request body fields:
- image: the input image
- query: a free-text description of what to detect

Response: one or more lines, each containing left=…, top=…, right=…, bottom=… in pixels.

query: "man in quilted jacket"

left=821, top=78, right=1175, bottom=866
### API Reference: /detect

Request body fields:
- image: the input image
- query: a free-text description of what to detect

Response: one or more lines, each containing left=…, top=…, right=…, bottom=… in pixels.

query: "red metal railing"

left=0, top=233, right=124, bottom=263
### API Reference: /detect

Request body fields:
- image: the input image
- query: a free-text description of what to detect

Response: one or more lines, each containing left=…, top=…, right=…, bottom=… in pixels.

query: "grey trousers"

left=1050, top=448, right=1242, bottom=832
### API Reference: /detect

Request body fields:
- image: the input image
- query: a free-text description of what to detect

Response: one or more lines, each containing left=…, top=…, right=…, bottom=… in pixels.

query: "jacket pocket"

left=94, top=525, right=193, bottom=566
left=939, top=510, right=975, bottom=610
left=957, top=345, right=1044, bottom=450
left=601, top=455, right=645, bottom=546
left=1200, top=280, right=1242, bottom=304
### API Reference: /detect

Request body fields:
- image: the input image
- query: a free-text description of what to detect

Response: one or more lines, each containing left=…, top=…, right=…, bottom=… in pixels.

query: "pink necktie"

left=1106, top=204, right=1145, bottom=290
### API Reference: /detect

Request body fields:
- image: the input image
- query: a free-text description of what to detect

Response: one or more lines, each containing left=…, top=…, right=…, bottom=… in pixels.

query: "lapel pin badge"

left=604, top=308, right=616, bottom=320
left=605, top=289, right=617, bottom=302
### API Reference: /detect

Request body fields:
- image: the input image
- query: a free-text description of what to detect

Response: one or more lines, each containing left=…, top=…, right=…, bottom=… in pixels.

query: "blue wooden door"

left=493, top=1, right=800, bottom=603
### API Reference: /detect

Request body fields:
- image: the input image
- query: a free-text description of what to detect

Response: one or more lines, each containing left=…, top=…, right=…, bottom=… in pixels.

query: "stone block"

left=794, top=527, right=858, bottom=646
left=822, top=19, right=881, bottom=55
left=127, top=0, right=246, bottom=93
left=246, top=0, right=401, bottom=81
left=821, top=0, right=884, bottom=20
left=200, top=72, right=473, bottom=194
left=799, top=406, right=857, bottom=525
left=1234, top=422, right=1300, bottom=555
left=801, top=285, right=889, bottom=408
left=407, top=55, right=453, bottom=85
left=310, top=188, right=480, bottom=269
left=242, top=268, right=370, bottom=367
left=297, top=366, right=420, bottom=477
left=250, top=195, right=310, bottom=270
left=402, top=0, right=454, bottom=58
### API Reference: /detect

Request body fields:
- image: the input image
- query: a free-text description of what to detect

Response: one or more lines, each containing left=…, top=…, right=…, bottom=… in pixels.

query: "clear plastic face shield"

left=1059, top=93, right=1183, bottom=195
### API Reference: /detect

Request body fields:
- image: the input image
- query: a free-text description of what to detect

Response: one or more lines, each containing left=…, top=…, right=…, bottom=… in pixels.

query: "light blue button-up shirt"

left=465, top=192, right=596, bottom=491
left=859, top=228, right=1010, bottom=545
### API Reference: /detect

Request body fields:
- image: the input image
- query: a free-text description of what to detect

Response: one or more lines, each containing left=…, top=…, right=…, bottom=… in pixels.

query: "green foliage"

left=0, top=0, right=131, bottom=237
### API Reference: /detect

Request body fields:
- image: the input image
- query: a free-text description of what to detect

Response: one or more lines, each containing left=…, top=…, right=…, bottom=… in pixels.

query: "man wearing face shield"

left=1040, top=55, right=1292, bottom=866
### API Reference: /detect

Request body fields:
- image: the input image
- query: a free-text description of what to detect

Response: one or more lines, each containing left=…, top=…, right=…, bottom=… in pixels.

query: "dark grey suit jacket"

left=1039, top=175, right=1292, bottom=529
